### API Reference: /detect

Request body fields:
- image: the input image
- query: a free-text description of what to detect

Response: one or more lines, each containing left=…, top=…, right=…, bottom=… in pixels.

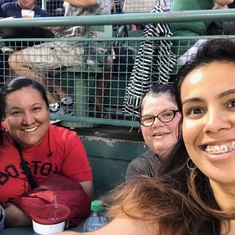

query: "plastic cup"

left=31, top=204, right=71, bottom=235
left=21, top=9, right=35, bottom=18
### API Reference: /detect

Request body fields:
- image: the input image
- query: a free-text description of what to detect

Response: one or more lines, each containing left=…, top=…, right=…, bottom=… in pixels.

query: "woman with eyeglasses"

left=125, top=84, right=181, bottom=181
left=56, top=38, right=235, bottom=235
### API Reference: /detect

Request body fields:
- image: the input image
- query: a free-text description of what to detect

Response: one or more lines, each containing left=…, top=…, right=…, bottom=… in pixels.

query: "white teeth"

left=220, top=145, right=229, bottom=153
left=232, top=141, right=235, bottom=149
left=214, top=146, right=220, bottom=153
left=205, top=143, right=235, bottom=154
left=24, top=127, right=37, bottom=132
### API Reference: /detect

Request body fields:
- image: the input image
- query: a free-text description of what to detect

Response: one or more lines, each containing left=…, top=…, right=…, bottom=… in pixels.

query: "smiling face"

left=140, top=93, right=181, bottom=157
left=4, top=87, right=50, bottom=147
left=181, top=61, right=235, bottom=185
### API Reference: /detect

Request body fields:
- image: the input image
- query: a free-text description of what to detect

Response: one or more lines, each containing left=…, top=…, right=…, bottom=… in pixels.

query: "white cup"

left=32, top=220, right=66, bottom=235
left=21, top=9, right=35, bottom=18
left=31, top=204, right=71, bottom=235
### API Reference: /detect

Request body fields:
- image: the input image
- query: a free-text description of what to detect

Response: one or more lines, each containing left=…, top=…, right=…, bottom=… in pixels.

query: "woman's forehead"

left=181, top=61, right=235, bottom=100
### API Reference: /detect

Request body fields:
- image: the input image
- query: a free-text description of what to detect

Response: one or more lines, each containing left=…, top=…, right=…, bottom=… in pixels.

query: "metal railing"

left=1, top=9, right=235, bottom=127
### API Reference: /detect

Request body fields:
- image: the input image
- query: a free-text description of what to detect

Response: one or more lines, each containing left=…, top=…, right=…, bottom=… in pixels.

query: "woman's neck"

left=210, top=180, right=235, bottom=211
left=221, top=220, right=235, bottom=235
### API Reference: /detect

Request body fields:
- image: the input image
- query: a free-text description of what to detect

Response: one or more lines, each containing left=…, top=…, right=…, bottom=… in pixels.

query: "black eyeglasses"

left=139, top=110, right=180, bottom=127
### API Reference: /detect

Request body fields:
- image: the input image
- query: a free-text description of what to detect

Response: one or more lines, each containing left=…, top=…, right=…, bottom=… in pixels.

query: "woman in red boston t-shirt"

left=0, top=77, right=93, bottom=229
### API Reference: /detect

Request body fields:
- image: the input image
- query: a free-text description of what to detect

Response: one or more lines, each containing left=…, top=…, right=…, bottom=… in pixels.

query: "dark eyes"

left=186, top=107, right=204, bottom=116
left=9, top=106, right=42, bottom=117
left=185, top=99, right=235, bottom=117
left=161, top=111, right=173, bottom=117
left=32, top=106, right=42, bottom=111
left=228, top=100, right=235, bottom=108
left=11, top=110, right=22, bottom=116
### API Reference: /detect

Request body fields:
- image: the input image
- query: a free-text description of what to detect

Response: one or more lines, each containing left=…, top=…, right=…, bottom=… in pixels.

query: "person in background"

left=40, top=0, right=64, bottom=16
left=0, top=5, right=3, bottom=17
left=8, top=0, right=112, bottom=117
left=0, top=0, right=50, bottom=85
left=125, top=84, right=180, bottom=180
left=0, top=82, right=4, bottom=231
left=0, top=77, right=93, bottom=229
left=122, top=0, right=172, bottom=30
left=175, top=0, right=234, bottom=67
left=0, top=6, right=5, bottom=84
left=1, top=0, right=49, bottom=18
left=170, top=0, right=234, bottom=57
left=55, top=38, right=235, bottom=235
left=0, top=6, right=6, bottom=221
left=228, top=0, right=235, bottom=7
left=0, top=207, right=4, bottom=231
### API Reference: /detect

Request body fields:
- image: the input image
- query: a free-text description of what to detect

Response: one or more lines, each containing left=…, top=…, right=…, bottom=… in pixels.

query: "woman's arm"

left=61, top=130, right=94, bottom=199
left=4, top=203, right=31, bottom=228
left=56, top=216, right=155, bottom=235
left=80, top=181, right=94, bottom=199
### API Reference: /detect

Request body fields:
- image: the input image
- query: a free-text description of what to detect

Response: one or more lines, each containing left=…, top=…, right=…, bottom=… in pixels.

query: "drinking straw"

left=54, top=195, right=58, bottom=209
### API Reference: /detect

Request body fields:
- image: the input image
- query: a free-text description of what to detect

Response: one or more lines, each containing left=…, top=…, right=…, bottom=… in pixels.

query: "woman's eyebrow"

left=182, top=97, right=203, bottom=106
left=182, top=89, right=235, bottom=106
left=217, top=89, right=235, bottom=99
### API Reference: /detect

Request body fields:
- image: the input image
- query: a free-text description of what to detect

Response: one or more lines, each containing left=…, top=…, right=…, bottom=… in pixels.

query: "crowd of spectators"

left=0, top=0, right=234, bottom=121
left=1, top=2, right=235, bottom=234
left=0, top=0, right=63, bottom=16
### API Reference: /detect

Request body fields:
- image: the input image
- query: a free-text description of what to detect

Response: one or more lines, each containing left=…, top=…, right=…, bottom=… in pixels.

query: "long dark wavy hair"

left=106, top=39, right=235, bottom=235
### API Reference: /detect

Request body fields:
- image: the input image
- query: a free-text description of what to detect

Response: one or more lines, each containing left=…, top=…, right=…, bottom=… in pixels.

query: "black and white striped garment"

left=122, top=6, right=177, bottom=118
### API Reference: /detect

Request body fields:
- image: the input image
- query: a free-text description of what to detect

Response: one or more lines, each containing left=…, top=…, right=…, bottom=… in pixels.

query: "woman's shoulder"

left=47, top=125, right=82, bottom=153
left=49, top=124, right=75, bottom=133
left=49, top=125, right=79, bottom=141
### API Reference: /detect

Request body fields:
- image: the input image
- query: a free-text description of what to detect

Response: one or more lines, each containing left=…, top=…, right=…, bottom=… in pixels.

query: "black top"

left=125, top=149, right=161, bottom=181
left=0, top=6, right=3, bottom=17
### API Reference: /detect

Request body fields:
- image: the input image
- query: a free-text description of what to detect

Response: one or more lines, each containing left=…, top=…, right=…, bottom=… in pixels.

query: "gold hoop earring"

left=187, top=158, right=196, bottom=171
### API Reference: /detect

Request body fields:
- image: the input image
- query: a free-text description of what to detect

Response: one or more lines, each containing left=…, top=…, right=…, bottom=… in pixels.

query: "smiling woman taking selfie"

left=55, top=39, right=235, bottom=235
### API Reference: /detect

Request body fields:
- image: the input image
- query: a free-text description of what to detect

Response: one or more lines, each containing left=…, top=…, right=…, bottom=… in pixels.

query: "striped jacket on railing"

left=123, top=6, right=177, bottom=117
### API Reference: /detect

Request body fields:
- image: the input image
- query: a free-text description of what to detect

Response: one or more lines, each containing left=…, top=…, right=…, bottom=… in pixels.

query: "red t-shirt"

left=0, top=125, right=92, bottom=203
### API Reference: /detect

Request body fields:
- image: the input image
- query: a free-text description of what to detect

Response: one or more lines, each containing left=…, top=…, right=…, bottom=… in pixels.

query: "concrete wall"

left=80, top=129, right=146, bottom=197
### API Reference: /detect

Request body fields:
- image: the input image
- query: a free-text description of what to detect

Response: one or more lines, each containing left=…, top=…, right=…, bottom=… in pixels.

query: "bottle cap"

left=91, top=200, right=103, bottom=212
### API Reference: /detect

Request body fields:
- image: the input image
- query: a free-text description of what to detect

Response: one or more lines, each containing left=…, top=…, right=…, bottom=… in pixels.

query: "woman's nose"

left=152, top=117, right=164, bottom=127
left=203, top=109, right=231, bottom=133
left=22, top=111, right=35, bottom=125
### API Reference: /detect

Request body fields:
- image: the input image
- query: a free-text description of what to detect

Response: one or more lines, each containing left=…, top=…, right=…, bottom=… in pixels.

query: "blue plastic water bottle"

left=83, top=200, right=108, bottom=232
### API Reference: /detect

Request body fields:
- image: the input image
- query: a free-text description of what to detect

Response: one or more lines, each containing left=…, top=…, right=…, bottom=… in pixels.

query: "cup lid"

left=31, top=204, right=71, bottom=224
